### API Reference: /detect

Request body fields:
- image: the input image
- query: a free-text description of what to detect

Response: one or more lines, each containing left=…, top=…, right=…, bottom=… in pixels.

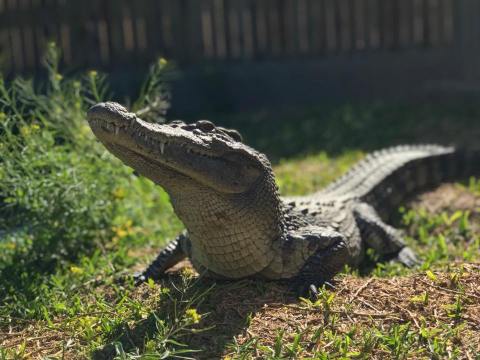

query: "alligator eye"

left=196, top=120, right=215, bottom=132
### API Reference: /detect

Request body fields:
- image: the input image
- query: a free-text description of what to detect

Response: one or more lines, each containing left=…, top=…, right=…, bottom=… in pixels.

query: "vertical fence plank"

left=309, top=0, right=325, bottom=54
left=267, top=0, right=281, bottom=56
left=105, top=0, right=124, bottom=68
left=398, top=0, right=412, bottom=47
left=338, top=0, right=351, bottom=52
left=227, top=0, right=241, bottom=58
left=8, top=0, right=25, bottom=72
left=453, top=0, right=475, bottom=79
left=427, top=0, right=440, bottom=46
left=201, top=0, right=215, bottom=59
left=366, top=0, right=380, bottom=49
left=324, top=0, right=336, bottom=52
left=213, top=0, right=227, bottom=59
left=412, top=0, right=424, bottom=46
left=441, top=0, right=454, bottom=45
left=283, top=0, right=297, bottom=56
left=240, top=0, right=254, bottom=59
left=253, top=0, right=268, bottom=58
left=169, top=0, right=187, bottom=62
left=297, top=0, right=309, bottom=54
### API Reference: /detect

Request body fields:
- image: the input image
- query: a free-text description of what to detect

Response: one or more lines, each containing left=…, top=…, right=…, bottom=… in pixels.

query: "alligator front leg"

left=134, top=232, right=189, bottom=285
left=287, top=227, right=349, bottom=296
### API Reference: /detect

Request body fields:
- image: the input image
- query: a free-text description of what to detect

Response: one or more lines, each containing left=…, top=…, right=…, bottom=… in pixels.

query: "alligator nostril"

left=87, top=102, right=131, bottom=126
left=170, top=120, right=185, bottom=128
left=181, top=124, right=196, bottom=131
left=196, top=120, right=215, bottom=132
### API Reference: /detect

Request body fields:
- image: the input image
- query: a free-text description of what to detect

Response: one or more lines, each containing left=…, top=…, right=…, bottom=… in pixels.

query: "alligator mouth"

left=88, top=106, right=219, bottom=157
left=87, top=102, right=257, bottom=193
left=87, top=110, right=230, bottom=185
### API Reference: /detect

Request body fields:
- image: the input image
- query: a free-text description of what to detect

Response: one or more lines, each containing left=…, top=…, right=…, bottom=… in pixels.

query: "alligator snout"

left=87, top=102, right=132, bottom=127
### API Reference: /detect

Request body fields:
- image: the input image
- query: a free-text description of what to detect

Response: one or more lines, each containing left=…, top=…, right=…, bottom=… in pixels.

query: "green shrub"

left=0, top=45, right=174, bottom=311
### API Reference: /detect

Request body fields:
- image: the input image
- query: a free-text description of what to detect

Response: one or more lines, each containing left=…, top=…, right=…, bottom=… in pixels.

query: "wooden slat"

left=253, top=0, right=268, bottom=58
left=382, top=0, right=395, bottom=49
left=353, top=0, right=366, bottom=50
left=297, top=0, right=309, bottom=54
left=213, top=0, right=227, bottom=59
left=239, top=0, right=253, bottom=59
left=427, top=0, right=440, bottom=46
left=109, top=0, right=128, bottom=67
left=184, top=0, right=203, bottom=63
left=267, top=0, right=281, bottom=56
left=6, top=0, right=24, bottom=72
left=442, top=0, right=454, bottom=45
left=398, top=0, right=412, bottom=47
left=412, top=0, right=425, bottom=46
left=338, top=0, right=351, bottom=52
left=309, top=0, right=325, bottom=54
left=160, top=0, right=175, bottom=58
left=366, top=0, right=380, bottom=49
left=324, top=0, right=336, bottom=52
left=283, top=0, right=297, bottom=56
left=169, top=0, right=187, bottom=62
left=201, top=0, right=215, bottom=58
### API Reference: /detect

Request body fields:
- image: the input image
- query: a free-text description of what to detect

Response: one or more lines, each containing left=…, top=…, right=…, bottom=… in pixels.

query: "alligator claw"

left=394, top=247, right=421, bottom=268
left=133, top=272, right=147, bottom=286
left=309, top=284, right=319, bottom=298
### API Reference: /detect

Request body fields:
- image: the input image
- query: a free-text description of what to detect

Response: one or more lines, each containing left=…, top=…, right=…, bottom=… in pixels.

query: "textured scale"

left=86, top=102, right=480, bottom=288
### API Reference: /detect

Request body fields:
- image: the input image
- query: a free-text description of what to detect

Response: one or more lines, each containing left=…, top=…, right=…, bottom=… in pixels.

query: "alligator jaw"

left=87, top=102, right=262, bottom=193
left=87, top=102, right=211, bottom=158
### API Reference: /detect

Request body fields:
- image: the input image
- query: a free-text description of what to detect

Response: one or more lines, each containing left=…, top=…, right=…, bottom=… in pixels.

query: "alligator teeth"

left=160, top=142, right=165, bottom=154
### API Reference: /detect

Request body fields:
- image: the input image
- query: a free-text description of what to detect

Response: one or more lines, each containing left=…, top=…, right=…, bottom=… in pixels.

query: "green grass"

left=1, top=47, right=479, bottom=358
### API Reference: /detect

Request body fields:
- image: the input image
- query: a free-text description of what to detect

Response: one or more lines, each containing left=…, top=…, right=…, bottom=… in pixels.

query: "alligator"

left=87, top=102, right=480, bottom=292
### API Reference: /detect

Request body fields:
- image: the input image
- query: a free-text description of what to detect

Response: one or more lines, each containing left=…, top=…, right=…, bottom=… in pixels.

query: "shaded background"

left=2, top=0, right=480, bottom=158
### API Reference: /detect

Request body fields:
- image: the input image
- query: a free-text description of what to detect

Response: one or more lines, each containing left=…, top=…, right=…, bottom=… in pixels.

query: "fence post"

left=454, top=0, right=480, bottom=81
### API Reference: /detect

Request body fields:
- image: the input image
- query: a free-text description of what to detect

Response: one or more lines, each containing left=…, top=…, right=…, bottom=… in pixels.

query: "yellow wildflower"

left=70, top=266, right=84, bottom=275
left=115, top=228, right=128, bottom=238
left=185, top=308, right=201, bottom=324
left=20, top=126, right=31, bottom=137
left=89, top=70, right=98, bottom=78
left=181, top=267, right=196, bottom=279
left=113, top=187, right=125, bottom=199
left=159, top=57, right=168, bottom=66
left=54, top=73, right=63, bottom=82
left=5, top=242, right=16, bottom=250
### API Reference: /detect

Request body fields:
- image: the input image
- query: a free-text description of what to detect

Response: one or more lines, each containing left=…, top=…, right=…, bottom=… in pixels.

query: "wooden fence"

left=1, top=0, right=480, bottom=114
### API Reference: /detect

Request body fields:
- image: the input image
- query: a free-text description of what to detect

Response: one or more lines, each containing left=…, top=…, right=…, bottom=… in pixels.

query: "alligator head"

left=87, top=102, right=284, bottom=275
left=87, top=102, right=270, bottom=194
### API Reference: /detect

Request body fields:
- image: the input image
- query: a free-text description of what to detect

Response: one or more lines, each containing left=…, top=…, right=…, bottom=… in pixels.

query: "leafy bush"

left=0, top=44, right=174, bottom=307
left=0, top=45, right=116, bottom=270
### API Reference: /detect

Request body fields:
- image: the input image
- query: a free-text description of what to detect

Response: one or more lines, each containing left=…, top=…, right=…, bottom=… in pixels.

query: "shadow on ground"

left=92, top=275, right=297, bottom=359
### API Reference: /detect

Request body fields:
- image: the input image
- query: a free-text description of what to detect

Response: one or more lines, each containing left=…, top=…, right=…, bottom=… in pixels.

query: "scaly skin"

left=87, top=102, right=480, bottom=289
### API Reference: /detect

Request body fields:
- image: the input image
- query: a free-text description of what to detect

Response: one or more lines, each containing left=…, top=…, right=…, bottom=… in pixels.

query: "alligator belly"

left=190, top=234, right=274, bottom=278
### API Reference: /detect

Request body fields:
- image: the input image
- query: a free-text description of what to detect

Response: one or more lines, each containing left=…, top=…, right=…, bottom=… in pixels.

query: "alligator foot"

left=393, top=246, right=421, bottom=268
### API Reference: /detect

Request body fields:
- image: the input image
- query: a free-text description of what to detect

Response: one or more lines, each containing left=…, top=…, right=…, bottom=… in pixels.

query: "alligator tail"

left=319, top=145, right=480, bottom=218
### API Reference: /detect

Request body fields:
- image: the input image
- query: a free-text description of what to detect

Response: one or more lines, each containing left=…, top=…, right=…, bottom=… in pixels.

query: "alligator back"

left=318, top=145, right=480, bottom=218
